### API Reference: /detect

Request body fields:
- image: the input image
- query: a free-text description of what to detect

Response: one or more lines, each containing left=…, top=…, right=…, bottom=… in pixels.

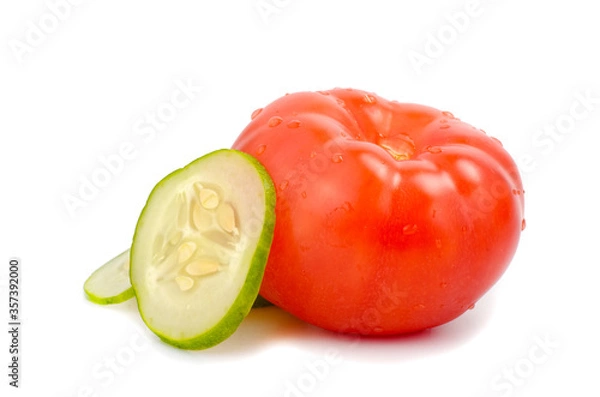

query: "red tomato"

left=232, top=88, right=524, bottom=335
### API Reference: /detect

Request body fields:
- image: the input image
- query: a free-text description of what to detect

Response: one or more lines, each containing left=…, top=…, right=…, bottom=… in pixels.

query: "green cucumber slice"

left=84, top=249, right=134, bottom=305
left=130, top=149, right=276, bottom=349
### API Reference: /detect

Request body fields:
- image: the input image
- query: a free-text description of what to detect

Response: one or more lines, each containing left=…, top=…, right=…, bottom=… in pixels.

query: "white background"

left=1, top=0, right=599, bottom=396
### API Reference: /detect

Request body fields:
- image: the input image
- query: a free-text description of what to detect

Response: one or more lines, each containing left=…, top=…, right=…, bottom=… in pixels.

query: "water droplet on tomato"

left=521, top=219, right=527, bottom=231
left=287, top=120, right=301, bottom=129
left=310, top=151, right=317, bottom=158
left=268, top=116, right=283, bottom=127
left=402, top=224, right=418, bottom=235
left=467, top=303, right=475, bottom=310
left=479, top=129, right=487, bottom=135
left=336, top=98, right=346, bottom=107
left=426, top=145, right=442, bottom=154
left=435, top=239, right=442, bottom=249
left=439, top=282, right=447, bottom=289
left=317, top=91, right=330, bottom=96
left=251, top=108, right=262, bottom=120
left=439, top=124, right=451, bottom=129
left=363, top=94, right=377, bottom=104
left=491, top=136, right=503, bottom=146
left=301, top=191, right=307, bottom=198
left=331, top=153, right=343, bottom=163
left=442, top=111, right=454, bottom=119
left=512, top=188, right=522, bottom=195
left=279, top=180, right=289, bottom=190
left=256, top=144, right=266, bottom=156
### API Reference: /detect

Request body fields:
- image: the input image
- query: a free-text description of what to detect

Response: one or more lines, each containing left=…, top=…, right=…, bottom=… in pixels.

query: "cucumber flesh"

left=84, top=249, right=134, bottom=305
left=130, top=149, right=275, bottom=349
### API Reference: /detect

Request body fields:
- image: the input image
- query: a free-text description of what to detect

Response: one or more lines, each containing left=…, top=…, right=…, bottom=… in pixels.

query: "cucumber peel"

left=130, top=149, right=276, bottom=349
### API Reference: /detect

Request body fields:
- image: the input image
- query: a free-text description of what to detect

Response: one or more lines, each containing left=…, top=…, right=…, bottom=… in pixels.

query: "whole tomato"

left=232, top=88, right=524, bottom=335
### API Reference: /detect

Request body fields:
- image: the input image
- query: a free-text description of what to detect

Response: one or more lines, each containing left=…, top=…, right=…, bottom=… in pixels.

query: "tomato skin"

left=232, top=88, right=524, bottom=335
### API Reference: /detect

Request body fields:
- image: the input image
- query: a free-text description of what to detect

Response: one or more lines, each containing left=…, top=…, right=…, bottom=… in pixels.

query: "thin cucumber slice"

left=130, top=149, right=276, bottom=349
left=84, top=249, right=134, bottom=305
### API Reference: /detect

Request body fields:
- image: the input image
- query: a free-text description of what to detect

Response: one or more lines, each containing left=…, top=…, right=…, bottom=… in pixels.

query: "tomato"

left=232, top=88, right=525, bottom=335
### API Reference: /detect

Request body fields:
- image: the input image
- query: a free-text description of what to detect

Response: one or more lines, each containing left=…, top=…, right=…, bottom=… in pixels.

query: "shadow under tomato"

left=104, top=288, right=496, bottom=358
left=323, top=292, right=497, bottom=363
left=200, top=290, right=496, bottom=360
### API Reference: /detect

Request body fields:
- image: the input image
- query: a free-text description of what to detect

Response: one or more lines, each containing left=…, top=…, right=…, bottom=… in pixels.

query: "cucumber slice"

left=84, top=249, right=134, bottom=305
left=130, top=149, right=276, bottom=349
